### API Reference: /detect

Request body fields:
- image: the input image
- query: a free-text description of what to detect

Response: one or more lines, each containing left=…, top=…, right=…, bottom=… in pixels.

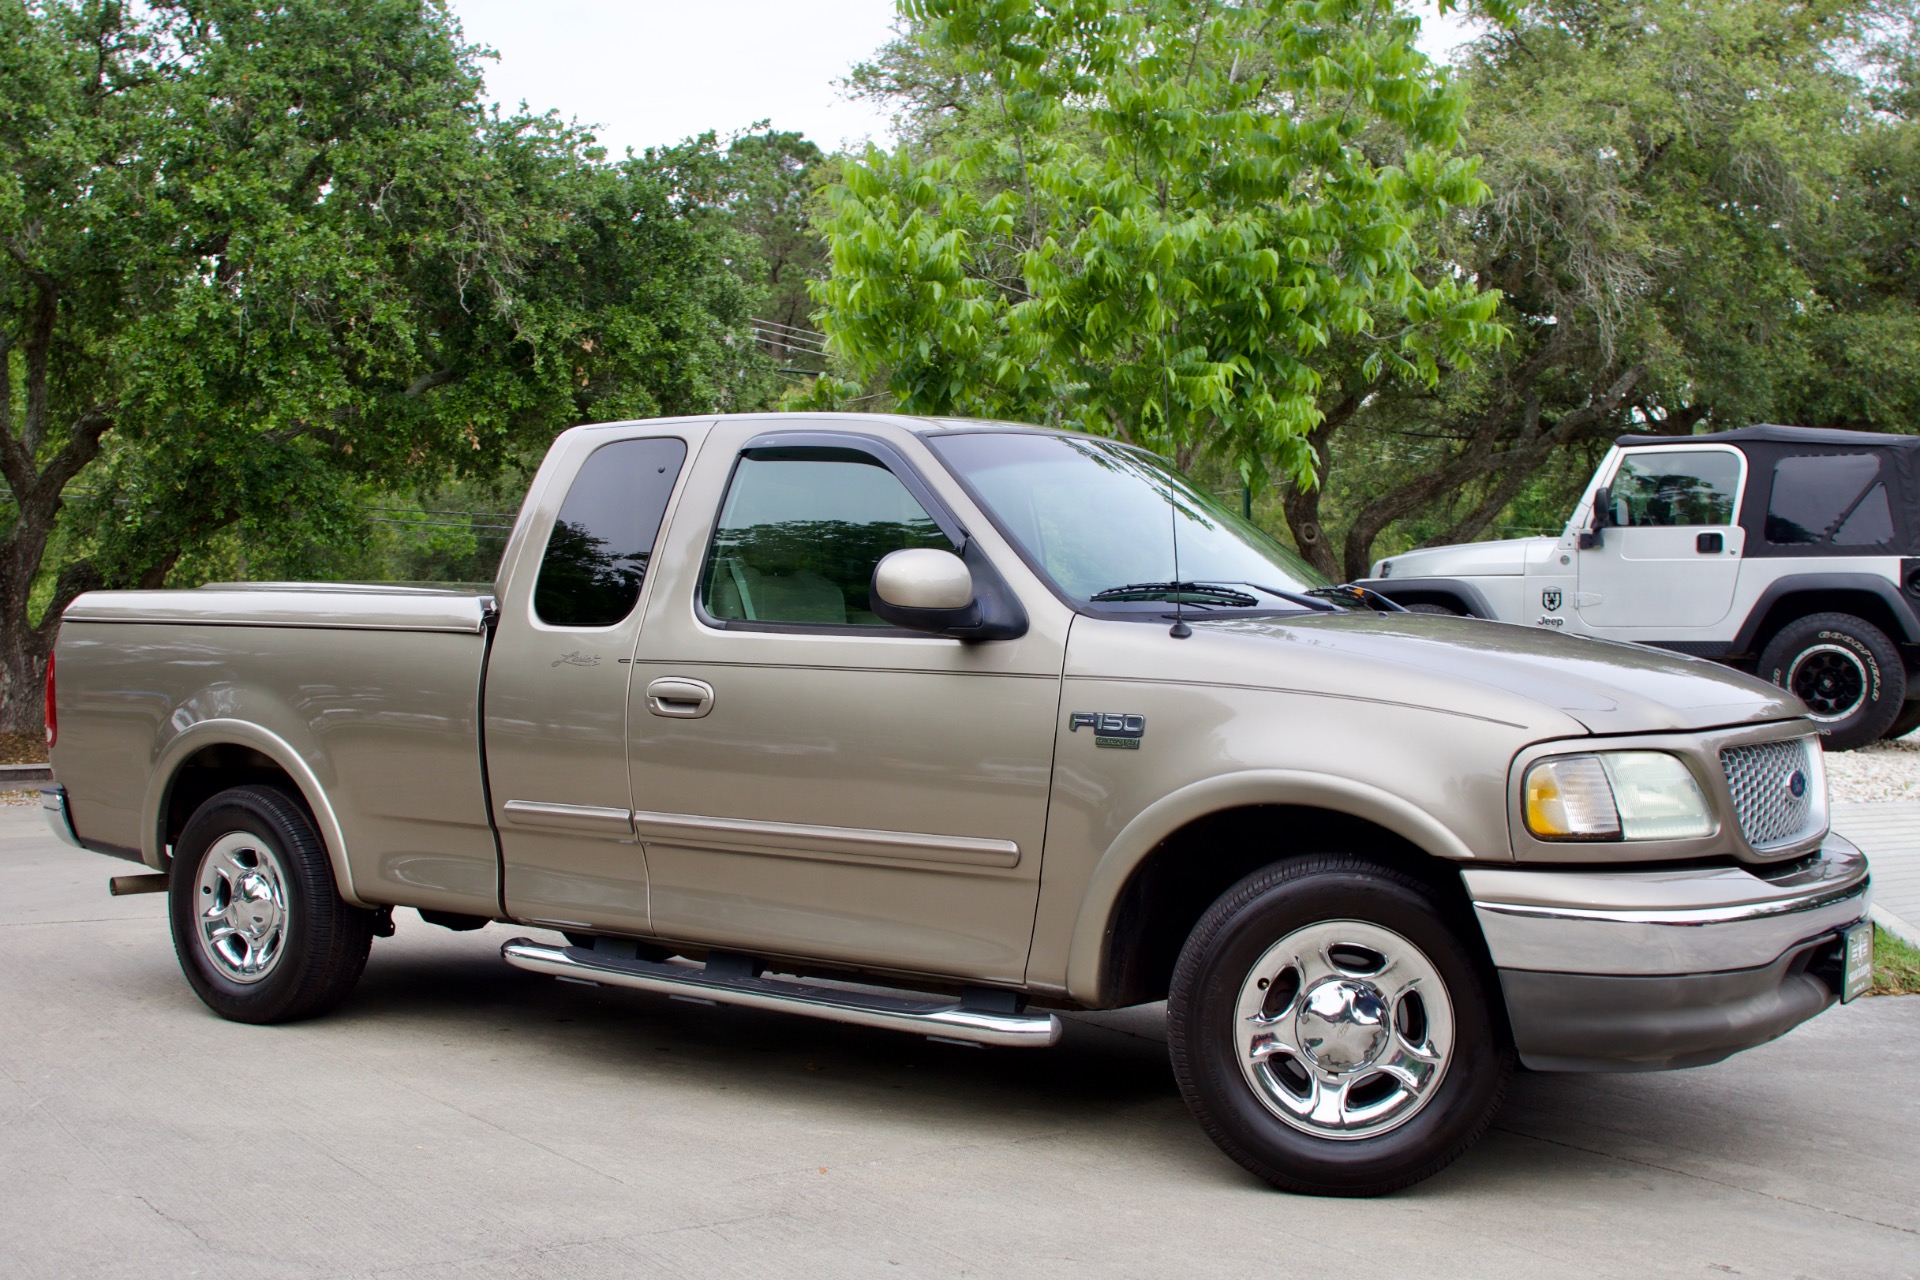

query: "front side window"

left=703, top=448, right=950, bottom=627
left=1766, top=454, right=1892, bottom=547
left=533, top=437, right=687, bottom=628
left=1607, top=450, right=1740, bottom=527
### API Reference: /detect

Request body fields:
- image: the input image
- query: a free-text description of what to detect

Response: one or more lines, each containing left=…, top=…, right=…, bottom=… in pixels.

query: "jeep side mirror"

left=1579, top=485, right=1611, bottom=549
left=871, top=546, right=1028, bottom=642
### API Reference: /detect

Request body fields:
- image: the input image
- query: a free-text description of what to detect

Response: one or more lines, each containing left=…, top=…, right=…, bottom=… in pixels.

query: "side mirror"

left=1578, top=485, right=1611, bottom=549
left=872, top=548, right=982, bottom=633
left=871, top=546, right=1028, bottom=641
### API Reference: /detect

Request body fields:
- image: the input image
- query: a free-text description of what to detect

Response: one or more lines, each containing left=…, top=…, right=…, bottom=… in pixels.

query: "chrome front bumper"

left=40, top=785, right=82, bottom=849
left=1462, top=834, right=1870, bottom=1071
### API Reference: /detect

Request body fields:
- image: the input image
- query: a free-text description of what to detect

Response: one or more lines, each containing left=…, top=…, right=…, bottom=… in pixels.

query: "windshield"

left=929, top=432, right=1330, bottom=612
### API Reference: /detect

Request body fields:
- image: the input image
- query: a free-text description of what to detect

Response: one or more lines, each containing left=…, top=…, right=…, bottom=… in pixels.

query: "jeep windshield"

left=928, top=431, right=1331, bottom=616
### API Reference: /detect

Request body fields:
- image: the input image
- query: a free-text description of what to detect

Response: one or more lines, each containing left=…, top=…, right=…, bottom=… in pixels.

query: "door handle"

left=1696, top=532, right=1724, bottom=554
left=646, top=677, right=715, bottom=719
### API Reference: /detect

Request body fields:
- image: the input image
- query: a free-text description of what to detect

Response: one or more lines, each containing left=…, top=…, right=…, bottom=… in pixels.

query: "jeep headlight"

left=1523, top=752, right=1714, bottom=841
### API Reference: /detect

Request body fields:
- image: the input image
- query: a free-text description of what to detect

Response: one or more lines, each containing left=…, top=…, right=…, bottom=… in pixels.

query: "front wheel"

left=1168, top=856, right=1512, bottom=1196
left=1758, top=613, right=1906, bottom=751
left=169, top=785, right=375, bottom=1024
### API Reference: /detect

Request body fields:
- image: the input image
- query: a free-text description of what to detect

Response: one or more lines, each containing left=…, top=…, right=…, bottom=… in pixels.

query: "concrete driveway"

left=3, top=806, right=1914, bottom=1279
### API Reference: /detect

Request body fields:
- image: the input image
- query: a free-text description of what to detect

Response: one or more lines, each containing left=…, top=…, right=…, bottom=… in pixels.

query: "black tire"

left=1404, top=602, right=1461, bottom=616
left=168, top=785, right=375, bottom=1024
left=1885, top=700, right=1920, bottom=742
left=1757, top=613, right=1907, bottom=751
left=1168, top=855, right=1512, bottom=1197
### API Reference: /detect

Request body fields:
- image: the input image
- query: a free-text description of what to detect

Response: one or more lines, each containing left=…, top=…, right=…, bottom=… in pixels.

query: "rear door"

left=1577, top=446, right=1747, bottom=633
left=487, top=429, right=694, bottom=935
left=623, top=421, right=1069, bottom=983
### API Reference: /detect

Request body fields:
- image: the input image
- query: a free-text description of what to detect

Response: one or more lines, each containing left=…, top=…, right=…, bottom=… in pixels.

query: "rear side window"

left=1766, top=454, right=1890, bottom=547
left=1608, top=451, right=1740, bottom=526
left=702, top=448, right=949, bottom=627
left=533, top=437, right=687, bottom=627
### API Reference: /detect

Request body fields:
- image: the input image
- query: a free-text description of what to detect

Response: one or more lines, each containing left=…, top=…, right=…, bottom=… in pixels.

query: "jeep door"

left=1577, top=445, right=1748, bottom=633
left=623, top=420, right=1069, bottom=983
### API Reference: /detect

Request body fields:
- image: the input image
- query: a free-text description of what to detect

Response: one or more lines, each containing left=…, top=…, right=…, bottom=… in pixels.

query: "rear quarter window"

left=1765, top=454, right=1891, bottom=548
left=533, top=437, right=687, bottom=628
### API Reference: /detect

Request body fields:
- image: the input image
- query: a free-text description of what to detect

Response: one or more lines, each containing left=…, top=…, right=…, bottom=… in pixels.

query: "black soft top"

left=1617, top=424, right=1920, bottom=451
left=1616, top=424, right=1918, bottom=557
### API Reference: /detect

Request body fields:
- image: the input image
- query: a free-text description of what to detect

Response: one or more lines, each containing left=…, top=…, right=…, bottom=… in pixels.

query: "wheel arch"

left=142, top=719, right=367, bottom=907
left=1063, top=771, right=1484, bottom=1008
left=1733, top=574, right=1920, bottom=657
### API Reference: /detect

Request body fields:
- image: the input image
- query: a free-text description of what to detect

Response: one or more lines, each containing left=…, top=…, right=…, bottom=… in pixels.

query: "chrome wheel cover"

left=193, top=831, right=290, bottom=984
left=1787, top=644, right=1868, bottom=721
left=1235, top=919, right=1454, bottom=1141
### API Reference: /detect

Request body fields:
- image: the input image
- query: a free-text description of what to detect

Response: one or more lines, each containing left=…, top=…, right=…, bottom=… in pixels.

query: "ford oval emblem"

left=1786, top=769, right=1808, bottom=799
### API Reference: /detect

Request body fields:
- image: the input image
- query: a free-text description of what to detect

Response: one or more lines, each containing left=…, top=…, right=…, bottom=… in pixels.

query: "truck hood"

left=1107, top=612, right=1804, bottom=737
left=1373, top=536, right=1555, bottom=580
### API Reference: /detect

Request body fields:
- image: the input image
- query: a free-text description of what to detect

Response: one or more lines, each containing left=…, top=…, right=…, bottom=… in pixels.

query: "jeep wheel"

left=1886, top=700, right=1920, bottom=742
left=1403, top=602, right=1461, bottom=616
left=1758, top=613, right=1906, bottom=751
left=1167, top=856, right=1512, bottom=1196
left=169, top=785, right=375, bottom=1024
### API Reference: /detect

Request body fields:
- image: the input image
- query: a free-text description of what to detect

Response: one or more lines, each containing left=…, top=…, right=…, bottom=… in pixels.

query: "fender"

left=1350, top=576, right=1498, bottom=619
left=141, top=718, right=369, bottom=908
left=1731, top=572, right=1920, bottom=652
left=1063, top=769, right=1482, bottom=1006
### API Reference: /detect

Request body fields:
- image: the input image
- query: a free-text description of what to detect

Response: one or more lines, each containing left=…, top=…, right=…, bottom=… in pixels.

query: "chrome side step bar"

left=500, top=938, right=1061, bottom=1048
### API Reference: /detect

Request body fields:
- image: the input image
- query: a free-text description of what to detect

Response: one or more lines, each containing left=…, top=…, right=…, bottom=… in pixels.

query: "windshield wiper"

left=1090, top=581, right=1260, bottom=607
left=1307, top=584, right=1409, bottom=612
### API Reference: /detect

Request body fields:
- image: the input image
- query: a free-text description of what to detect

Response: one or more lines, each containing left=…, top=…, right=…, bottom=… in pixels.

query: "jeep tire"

left=1167, top=855, right=1512, bottom=1197
left=169, top=784, right=375, bottom=1024
left=1758, top=613, right=1907, bottom=751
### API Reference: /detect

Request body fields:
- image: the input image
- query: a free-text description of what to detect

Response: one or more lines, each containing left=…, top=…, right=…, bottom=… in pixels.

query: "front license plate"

left=1840, top=921, right=1874, bottom=1003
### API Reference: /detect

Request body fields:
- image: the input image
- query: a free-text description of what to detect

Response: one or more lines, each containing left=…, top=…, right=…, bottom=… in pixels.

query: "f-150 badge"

left=1070, top=711, right=1146, bottom=749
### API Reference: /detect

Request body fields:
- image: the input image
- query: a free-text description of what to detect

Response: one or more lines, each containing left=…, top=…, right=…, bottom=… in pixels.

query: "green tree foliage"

left=0, top=0, right=765, bottom=729
left=1297, top=0, right=1920, bottom=579
left=803, top=0, right=1507, bottom=487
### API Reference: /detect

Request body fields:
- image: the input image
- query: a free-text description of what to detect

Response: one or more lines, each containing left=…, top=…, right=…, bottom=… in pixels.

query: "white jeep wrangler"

left=1357, top=425, right=1920, bottom=750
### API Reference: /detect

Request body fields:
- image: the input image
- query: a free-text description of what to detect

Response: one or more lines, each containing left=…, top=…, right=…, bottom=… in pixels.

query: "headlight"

left=1523, top=752, right=1714, bottom=841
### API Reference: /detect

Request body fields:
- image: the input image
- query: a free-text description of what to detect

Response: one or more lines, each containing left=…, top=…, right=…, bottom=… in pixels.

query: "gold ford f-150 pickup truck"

left=44, top=413, right=1875, bottom=1195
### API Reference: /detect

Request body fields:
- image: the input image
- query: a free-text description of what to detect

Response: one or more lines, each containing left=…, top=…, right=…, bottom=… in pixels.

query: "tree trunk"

left=1280, top=396, right=1358, bottom=581
left=0, top=269, right=116, bottom=734
left=1337, top=350, right=1643, bottom=580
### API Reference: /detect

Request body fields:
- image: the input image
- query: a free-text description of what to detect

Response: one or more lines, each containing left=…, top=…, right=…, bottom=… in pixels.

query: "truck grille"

left=1719, top=738, right=1822, bottom=851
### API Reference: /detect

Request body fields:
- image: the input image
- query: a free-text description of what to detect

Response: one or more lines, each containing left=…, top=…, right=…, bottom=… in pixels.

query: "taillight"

left=44, top=651, right=55, bottom=750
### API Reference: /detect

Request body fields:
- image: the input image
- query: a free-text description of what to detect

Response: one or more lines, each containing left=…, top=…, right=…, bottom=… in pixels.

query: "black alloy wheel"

left=1758, top=613, right=1906, bottom=751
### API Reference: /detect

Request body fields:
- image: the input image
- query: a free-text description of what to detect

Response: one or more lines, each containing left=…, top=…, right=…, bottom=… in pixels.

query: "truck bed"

left=56, top=583, right=500, bottom=915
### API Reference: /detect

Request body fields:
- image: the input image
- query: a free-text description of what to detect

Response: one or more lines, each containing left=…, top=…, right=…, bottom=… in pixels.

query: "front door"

left=625, top=424, right=1066, bottom=983
left=1577, top=447, right=1747, bottom=633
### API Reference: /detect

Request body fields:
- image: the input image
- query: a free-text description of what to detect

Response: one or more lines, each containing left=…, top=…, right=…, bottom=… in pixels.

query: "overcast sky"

left=444, top=1, right=1482, bottom=158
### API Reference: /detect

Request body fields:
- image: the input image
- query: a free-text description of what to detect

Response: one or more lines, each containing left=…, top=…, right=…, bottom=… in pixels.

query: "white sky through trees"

left=446, top=0, right=1481, bottom=157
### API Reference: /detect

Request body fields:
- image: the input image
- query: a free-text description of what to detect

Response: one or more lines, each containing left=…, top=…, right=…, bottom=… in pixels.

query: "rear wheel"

left=1167, top=855, right=1511, bottom=1196
left=1758, top=613, right=1906, bottom=751
left=169, top=785, right=374, bottom=1023
left=1885, top=700, right=1920, bottom=742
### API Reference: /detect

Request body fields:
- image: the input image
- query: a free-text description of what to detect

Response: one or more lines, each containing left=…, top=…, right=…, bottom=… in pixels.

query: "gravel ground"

left=1825, top=725, right=1920, bottom=803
